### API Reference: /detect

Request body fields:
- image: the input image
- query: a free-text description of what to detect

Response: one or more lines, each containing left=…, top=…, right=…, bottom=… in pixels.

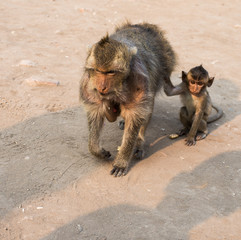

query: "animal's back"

left=110, top=22, right=177, bottom=91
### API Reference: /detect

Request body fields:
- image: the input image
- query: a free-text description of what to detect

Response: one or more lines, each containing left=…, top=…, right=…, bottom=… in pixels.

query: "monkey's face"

left=188, top=78, right=205, bottom=95
left=183, top=72, right=205, bottom=95
left=183, top=65, right=214, bottom=95
left=90, top=69, right=128, bottom=98
left=85, top=38, right=135, bottom=100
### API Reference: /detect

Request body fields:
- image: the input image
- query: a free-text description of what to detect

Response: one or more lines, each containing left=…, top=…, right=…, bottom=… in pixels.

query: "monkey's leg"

left=134, top=125, right=146, bottom=160
left=185, top=111, right=204, bottom=146
left=196, top=119, right=208, bottom=141
left=111, top=117, right=142, bottom=177
left=87, top=111, right=111, bottom=159
left=134, top=112, right=152, bottom=159
left=178, top=106, right=190, bottom=136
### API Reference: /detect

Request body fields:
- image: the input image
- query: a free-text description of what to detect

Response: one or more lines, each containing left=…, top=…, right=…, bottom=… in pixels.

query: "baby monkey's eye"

left=197, top=82, right=204, bottom=86
left=190, top=80, right=195, bottom=84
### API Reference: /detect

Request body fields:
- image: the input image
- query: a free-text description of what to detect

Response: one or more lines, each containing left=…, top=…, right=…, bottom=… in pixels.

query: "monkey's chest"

left=104, top=101, right=121, bottom=122
left=181, top=94, right=197, bottom=115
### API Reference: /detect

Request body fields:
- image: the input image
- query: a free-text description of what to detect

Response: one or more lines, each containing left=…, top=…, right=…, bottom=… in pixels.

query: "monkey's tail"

left=207, top=104, right=223, bottom=123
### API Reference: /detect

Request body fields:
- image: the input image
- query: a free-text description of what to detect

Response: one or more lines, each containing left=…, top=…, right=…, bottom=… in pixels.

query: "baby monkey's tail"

left=207, top=104, right=223, bottom=123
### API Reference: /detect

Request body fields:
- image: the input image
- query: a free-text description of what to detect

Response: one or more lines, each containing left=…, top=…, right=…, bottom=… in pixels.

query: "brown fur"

left=164, top=65, right=223, bottom=146
left=80, top=22, right=176, bottom=176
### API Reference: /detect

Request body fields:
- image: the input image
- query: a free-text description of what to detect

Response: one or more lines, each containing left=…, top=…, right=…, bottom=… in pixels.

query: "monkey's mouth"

left=190, top=90, right=201, bottom=96
left=100, top=92, right=109, bottom=96
left=95, top=88, right=114, bottom=98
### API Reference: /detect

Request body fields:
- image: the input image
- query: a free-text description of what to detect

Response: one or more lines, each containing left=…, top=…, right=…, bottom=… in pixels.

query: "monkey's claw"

left=101, top=148, right=111, bottom=158
left=110, top=166, right=128, bottom=177
left=178, top=128, right=188, bottom=136
left=185, top=138, right=196, bottom=146
left=134, top=149, right=144, bottom=160
left=196, top=133, right=207, bottom=141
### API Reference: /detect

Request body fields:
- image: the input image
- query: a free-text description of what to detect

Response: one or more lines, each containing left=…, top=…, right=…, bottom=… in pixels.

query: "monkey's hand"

left=163, top=82, right=173, bottom=96
left=185, top=136, right=196, bottom=146
left=90, top=147, right=111, bottom=159
left=110, top=159, right=128, bottom=177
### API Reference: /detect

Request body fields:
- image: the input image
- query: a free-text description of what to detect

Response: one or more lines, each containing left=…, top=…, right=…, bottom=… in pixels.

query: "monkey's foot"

left=185, top=137, right=196, bottom=146
left=118, top=120, right=125, bottom=130
left=178, top=128, right=189, bottom=136
left=196, top=133, right=207, bottom=141
left=134, top=149, right=144, bottom=160
left=90, top=148, right=111, bottom=159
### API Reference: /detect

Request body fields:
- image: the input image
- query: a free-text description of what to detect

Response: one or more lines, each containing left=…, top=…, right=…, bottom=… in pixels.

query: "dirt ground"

left=0, top=0, right=241, bottom=239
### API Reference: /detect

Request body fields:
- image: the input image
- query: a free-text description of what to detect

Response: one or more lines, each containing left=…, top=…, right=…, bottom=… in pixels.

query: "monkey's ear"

left=129, top=46, right=137, bottom=55
left=181, top=71, right=187, bottom=82
left=85, top=49, right=95, bottom=69
left=207, top=77, right=214, bottom=87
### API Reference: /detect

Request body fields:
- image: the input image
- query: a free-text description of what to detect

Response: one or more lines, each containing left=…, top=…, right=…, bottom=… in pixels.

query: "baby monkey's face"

left=188, top=77, right=205, bottom=95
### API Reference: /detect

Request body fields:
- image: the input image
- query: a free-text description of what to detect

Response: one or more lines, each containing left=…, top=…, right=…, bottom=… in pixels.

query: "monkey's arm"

left=86, top=107, right=111, bottom=159
left=80, top=72, right=111, bottom=158
left=185, top=110, right=204, bottom=146
left=164, top=79, right=185, bottom=96
left=111, top=115, right=142, bottom=177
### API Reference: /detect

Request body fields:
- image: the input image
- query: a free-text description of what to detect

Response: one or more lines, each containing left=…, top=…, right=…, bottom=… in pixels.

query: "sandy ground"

left=0, top=0, right=241, bottom=239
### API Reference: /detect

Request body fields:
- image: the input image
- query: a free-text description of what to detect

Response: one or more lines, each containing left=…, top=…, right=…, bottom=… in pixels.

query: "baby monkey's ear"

left=207, top=77, right=214, bottom=87
left=181, top=71, right=188, bottom=83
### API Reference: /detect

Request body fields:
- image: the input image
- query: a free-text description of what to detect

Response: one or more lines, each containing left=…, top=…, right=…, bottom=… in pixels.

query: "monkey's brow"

left=96, top=69, right=122, bottom=74
left=188, top=77, right=204, bottom=82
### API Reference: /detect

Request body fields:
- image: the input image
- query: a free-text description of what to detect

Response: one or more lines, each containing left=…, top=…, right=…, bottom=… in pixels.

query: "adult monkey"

left=80, top=22, right=176, bottom=177
left=164, top=65, right=223, bottom=146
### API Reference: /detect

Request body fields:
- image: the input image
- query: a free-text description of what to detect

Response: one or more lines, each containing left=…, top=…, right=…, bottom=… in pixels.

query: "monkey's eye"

left=106, top=70, right=116, bottom=75
left=197, top=82, right=204, bottom=86
left=190, top=80, right=195, bottom=85
left=86, top=68, right=95, bottom=72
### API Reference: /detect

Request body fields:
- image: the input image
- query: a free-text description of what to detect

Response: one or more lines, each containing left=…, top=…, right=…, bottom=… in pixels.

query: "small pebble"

left=23, top=76, right=60, bottom=87
left=211, top=60, right=219, bottom=65
left=77, top=224, right=83, bottom=232
left=18, top=59, right=37, bottom=67
left=234, top=24, right=241, bottom=28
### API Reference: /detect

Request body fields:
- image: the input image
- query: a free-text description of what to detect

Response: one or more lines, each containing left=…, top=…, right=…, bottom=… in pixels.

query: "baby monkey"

left=164, top=65, right=223, bottom=146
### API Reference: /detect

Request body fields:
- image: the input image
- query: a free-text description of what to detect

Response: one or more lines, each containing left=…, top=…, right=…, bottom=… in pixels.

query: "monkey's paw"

left=196, top=132, right=207, bottom=141
left=178, top=128, right=188, bottom=136
left=110, top=160, right=128, bottom=177
left=110, top=166, right=128, bottom=177
left=90, top=148, right=111, bottom=159
left=185, top=137, right=196, bottom=146
left=134, top=149, right=144, bottom=160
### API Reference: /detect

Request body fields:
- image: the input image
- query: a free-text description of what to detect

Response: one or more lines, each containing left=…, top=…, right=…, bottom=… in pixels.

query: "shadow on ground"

left=0, top=99, right=175, bottom=218
left=0, top=77, right=240, bottom=219
left=41, top=150, right=241, bottom=240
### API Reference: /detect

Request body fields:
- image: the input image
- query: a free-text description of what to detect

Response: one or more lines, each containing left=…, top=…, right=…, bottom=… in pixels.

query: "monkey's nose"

left=99, top=87, right=109, bottom=95
left=101, top=87, right=107, bottom=92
